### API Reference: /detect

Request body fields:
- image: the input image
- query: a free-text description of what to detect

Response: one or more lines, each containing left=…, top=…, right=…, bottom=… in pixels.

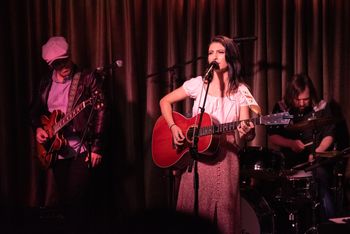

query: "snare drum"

left=284, top=170, right=315, bottom=198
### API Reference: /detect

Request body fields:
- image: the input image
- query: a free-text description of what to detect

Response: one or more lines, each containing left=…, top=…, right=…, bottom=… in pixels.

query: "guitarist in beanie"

left=30, top=36, right=107, bottom=231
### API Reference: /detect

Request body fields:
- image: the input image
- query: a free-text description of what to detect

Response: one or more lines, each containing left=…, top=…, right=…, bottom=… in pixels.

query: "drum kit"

left=239, top=116, right=350, bottom=234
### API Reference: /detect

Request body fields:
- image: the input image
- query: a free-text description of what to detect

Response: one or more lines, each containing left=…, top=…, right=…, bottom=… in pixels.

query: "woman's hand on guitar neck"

left=237, top=120, right=255, bottom=140
left=36, top=127, right=48, bottom=143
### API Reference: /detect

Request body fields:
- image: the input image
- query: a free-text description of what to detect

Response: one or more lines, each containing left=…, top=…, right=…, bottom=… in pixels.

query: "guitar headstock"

left=91, top=90, right=105, bottom=110
left=260, top=112, right=293, bottom=126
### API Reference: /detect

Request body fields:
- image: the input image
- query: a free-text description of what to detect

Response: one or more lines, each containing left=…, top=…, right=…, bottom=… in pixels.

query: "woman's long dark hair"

left=210, top=35, right=244, bottom=95
left=284, top=74, right=320, bottom=108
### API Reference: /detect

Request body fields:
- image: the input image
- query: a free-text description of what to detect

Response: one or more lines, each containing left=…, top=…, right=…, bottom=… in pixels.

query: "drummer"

left=267, top=74, right=336, bottom=220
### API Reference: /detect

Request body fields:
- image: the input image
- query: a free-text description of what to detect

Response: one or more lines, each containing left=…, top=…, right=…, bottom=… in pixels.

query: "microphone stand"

left=167, top=68, right=177, bottom=210
left=190, top=67, right=214, bottom=216
left=146, top=56, right=206, bottom=78
left=76, top=98, right=97, bottom=169
left=72, top=97, right=98, bottom=228
left=76, top=71, right=107, bottom=168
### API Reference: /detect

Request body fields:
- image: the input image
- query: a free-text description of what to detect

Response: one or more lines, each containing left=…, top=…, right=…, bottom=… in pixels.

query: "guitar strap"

left=67, top=72, right=81, bottom=113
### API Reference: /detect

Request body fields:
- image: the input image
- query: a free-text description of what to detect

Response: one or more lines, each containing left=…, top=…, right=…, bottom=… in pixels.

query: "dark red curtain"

left=1, top=0, right=350, bottom=220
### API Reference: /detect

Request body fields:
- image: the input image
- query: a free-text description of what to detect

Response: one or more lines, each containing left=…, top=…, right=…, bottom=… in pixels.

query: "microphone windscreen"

left=210, top=61, right=219, bottom=69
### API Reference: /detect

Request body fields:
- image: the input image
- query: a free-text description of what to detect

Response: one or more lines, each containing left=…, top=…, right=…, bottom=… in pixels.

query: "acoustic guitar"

left=36, top=91, right=103, bottom=169
left=152, top=111, right=292, bottom=169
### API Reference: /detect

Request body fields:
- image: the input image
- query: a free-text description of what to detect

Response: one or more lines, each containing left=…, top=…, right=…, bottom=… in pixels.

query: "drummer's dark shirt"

left=267, top=100, right=335, bottom=169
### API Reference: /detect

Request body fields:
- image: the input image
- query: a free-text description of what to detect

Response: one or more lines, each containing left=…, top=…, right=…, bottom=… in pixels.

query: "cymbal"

left=315, top=151, right=341, bottom=158
left=286, top=117, right=334, bottom=131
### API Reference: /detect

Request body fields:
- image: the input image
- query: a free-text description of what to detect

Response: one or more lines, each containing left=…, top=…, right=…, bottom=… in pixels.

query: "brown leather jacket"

left=30, top=66, right=108, bottom=155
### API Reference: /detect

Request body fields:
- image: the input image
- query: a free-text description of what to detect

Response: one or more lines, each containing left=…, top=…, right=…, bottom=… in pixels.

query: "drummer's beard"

left=291, top=106, right=313, bottom=118
left=298, top=105, right=312, bottom=113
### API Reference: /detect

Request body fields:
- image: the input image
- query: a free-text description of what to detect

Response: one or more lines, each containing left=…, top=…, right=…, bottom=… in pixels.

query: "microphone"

left=203, top=61, right=219, bottom=82
left=95, top=59, right=123, bottom=72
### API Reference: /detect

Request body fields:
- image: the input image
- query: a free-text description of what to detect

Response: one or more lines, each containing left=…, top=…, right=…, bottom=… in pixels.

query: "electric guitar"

left=152, top=111, right=293, bottom=169
left=36, top=91, right=103, bottom=169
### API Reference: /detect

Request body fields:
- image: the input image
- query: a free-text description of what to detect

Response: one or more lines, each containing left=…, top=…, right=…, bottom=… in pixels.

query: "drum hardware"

left=288, top=212, right=300, bottom=234
left=261, top=114, right=347, bottom=233
left=270, top=192, right=315, bottom=234
left=292, top=113, right=325, bottom=234
left=239, top=147, right=288, bottom=233
left=304, top=200, right=321, bottom=234
left=239, top=146, right=285, bottom=181
left=301, top=147, right=350, bottom=222
left=238, top=145, right=350, bottom=233
left=239, top=146, right=316, bottom=233
left=272, top=174, right=318, bottom=234
left=304, top=147, right=350, bottom=172
left=331, top=160, right=346, bottom=215
left=278, top=161, right=319, bottom=230
left=271, top=156, right=319, bottom=233
left=283, top=170, right=315, bottom=200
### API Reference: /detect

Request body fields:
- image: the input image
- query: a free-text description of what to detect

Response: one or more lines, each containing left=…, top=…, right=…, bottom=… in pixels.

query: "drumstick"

left=304, top=141, right=313, bottom=147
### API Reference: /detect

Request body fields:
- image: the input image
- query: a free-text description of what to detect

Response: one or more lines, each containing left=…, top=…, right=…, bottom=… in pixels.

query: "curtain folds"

left=0, top=0, right=349, bottom=218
